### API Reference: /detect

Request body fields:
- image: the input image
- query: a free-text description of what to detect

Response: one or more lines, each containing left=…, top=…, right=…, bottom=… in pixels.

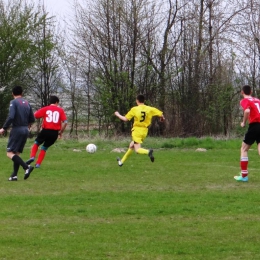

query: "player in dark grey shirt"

left=0, top=86, right=35, bottom=181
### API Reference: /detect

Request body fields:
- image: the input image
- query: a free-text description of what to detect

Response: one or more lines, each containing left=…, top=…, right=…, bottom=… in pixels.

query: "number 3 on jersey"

left=140, top=111, right=146, bottom=122
left=46, top=110, right=60, bottom=123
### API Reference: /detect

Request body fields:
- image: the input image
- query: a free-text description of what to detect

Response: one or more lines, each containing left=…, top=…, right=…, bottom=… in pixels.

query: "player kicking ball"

left=114, top=94, right=165, bottom=167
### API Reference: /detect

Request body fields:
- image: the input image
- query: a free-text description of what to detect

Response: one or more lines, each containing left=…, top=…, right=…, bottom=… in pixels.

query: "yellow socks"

left=121, top=148, right=149, bottom=164
left=121, top=149, right=134, bottom=163
left=136, top=148, right=148, bottom=155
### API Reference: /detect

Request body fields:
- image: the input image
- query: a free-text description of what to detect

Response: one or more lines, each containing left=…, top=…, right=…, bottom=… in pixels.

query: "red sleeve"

left=34, top=107, right=45, bottom=119
left=240, top=99, right=249, bottom=110
left=60, top=109, right=67, bottom=121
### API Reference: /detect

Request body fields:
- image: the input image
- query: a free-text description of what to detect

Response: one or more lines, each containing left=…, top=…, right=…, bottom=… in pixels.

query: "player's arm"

left=34, top=106, right=48, bottom=119
left=160, top=114, right=165, bottom=122
left=0, top=102, right=15, bottom=134
left=28, top=106, right=35, bottom=129
left=59, top=120, right=68, bottom=137
left=241, top=108, right=250, bottom=127
left=114, top=111, right=129, bottom=122
left=152, top=107, right=165, bottom=122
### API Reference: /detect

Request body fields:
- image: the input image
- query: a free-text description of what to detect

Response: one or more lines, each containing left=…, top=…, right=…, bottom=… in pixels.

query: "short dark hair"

left=242, top=85, right=251, bottom=95
left=12, top=86, right=23, bottom=96
left=136, top=94, right=145, bottom=103
left=49, top=95, right=59, bottom=104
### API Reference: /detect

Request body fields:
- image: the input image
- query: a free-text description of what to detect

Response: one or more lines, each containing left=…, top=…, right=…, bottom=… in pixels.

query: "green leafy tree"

left=0, top=0, right=49, bottom=126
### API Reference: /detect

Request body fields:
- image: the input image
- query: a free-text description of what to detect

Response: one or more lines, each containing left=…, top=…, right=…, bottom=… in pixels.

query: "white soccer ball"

left=86, top=143, right=97, bottom=153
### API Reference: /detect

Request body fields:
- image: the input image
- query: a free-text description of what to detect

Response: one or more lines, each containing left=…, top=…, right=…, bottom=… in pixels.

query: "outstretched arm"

left=114, top=111, right=128, bottom=122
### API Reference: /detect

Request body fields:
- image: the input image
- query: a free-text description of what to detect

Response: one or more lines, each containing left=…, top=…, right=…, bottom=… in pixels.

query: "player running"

left=114, top=94, right=165, bottom=166
left=0, top=86, right=35, bottom=181
left=234, top=85, right=260, bottom=182
left=26, top=95, right=67, bottom=168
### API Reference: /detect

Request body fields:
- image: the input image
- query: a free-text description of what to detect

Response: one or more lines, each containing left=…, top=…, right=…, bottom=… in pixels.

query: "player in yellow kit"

left=114, top=94, right=165, bottom=166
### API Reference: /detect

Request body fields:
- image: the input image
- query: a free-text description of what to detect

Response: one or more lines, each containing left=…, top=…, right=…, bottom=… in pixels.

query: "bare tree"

left=71, top=0, right=159, bottom=134
left=26, top=3, right=61, bottom=109
left=59, top=0, right=260, bottom=137
left=235, top=0, right=260, bottom=93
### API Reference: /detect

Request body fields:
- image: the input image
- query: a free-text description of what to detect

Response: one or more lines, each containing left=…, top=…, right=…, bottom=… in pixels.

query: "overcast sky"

left=42, top=0, right=73, bottom=18
left=3, top=0, right=77, bottom=19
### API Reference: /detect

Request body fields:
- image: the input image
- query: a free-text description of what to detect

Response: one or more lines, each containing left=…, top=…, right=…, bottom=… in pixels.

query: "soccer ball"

left=86, top=143, right=97, bottom=153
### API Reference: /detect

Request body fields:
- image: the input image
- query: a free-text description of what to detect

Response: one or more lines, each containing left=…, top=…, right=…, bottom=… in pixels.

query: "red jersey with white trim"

left=34, top=105, right=67, bottom=130
left=240, top=97, right=260, bottom=124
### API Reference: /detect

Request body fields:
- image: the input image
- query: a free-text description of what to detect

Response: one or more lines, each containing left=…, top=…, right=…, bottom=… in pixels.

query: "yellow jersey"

left=125, top=105, right=163, bottom=128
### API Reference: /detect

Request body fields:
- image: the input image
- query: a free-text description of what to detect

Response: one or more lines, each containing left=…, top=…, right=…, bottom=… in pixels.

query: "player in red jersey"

left=26, top=95, right=67, bottom=168
left=234, top=85, right=260, bottom=182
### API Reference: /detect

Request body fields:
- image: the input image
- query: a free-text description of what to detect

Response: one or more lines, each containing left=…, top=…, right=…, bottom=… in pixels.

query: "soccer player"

left=114, top=94, right=165, bottom=166
left=234, top=85, right=260, bottom=182
left=0, top=86, right=35, bottom=181
left=26, top=95, right=67, bottom=168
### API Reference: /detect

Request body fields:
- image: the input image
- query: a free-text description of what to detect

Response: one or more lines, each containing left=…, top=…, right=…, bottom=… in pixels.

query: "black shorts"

left=7, top=126, right=29, bottom=153
left=243, top=122, right=260, bottom=145
left=35, top=129, right=59, bottom=148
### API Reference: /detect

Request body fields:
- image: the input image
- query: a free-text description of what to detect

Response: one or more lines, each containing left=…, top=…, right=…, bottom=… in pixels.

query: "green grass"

left=0, top=136, right=260, bottom=259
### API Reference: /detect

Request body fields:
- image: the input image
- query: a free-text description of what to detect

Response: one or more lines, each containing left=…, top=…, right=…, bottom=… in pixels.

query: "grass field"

left=0, top=136, right=260, bottom=260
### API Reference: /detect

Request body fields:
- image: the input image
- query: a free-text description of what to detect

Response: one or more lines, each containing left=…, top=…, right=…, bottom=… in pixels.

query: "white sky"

left=41, top=0, right=74, bottom=18
left=38, top=0, right=86, bottom=27
left=3, top=0, right=78, bottom=19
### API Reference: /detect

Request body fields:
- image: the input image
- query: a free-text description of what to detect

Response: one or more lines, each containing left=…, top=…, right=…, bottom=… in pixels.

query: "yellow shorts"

left=131, top=127, right=148, bottom=144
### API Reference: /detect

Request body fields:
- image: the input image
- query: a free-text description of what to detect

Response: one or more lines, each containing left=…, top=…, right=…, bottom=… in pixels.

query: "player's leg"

left=26, top=131, right=45, bottom=164
left=240, top=141, right=250, bottom=177
left=9, top=157, right=20, bottom=181
left=234, top=125, right=256, bottom=182
left=133, top=128, right=147, bottom=154
left=136, top=147, right=154, bottom=162
left=7, top=152, right=20, bottom=181
left=35, top=130, right=58, bottom=167
left=235, top=124, right=260, bottom=182
left=35, top=146, right=48, bottom=167
left=7, top=128, right=34, bottom=180
left=10, top=153, right=34, bottom=180
left=117, top=141, right=134, bottom=166
left=26, top=141, right=40, bottom=164
left=234, top=143, right=251, bottom=182
left=134, top=129, right=154, bottom=162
